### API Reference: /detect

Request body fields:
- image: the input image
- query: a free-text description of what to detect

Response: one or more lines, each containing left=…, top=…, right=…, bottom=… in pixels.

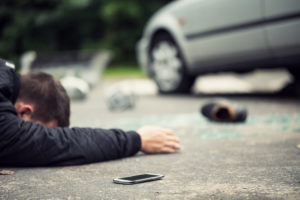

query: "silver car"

left=136, top=0, right=300, bottom=93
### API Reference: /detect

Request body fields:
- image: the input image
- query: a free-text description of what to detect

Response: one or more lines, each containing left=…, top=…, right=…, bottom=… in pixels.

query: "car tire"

left=149, top=33, right=195, bottom=94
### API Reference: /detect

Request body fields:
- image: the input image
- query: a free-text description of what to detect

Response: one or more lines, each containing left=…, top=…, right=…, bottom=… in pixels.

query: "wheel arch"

left=147, top=28, right=191, bottom=77
left=144, top=12, right=192, bottom=73
left=146, top=28, right=196, bottom=94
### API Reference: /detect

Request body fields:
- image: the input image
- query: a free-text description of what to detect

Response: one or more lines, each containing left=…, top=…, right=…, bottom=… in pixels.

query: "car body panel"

left=264, top=0, right=300, bottom=61
left=177, top=0, right=263, bottom=36
left=136, top=0, right=300, bottom=91
left=187, top=27, right=271, bottom=74
left=171, top=0, right=273, bottom=74
left=266, top=20, right=300, bottom=59
left=264, top=0, right=300, bottom=17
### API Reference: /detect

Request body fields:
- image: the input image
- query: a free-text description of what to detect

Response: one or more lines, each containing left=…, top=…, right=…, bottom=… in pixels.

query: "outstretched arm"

left=0, top=59, right=180, bottom=166
left=0, top=113, right=141, bottom=166
left=0, top=60, right=140, bottom=166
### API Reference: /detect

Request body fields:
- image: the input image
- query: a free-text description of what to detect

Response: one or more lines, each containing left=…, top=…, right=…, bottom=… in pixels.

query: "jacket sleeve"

left=0, top=60, right=141, bottom=166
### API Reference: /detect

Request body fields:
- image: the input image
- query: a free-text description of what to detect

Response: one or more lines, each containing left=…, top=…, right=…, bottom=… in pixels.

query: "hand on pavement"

left=137, top=125, right=180, bottom=154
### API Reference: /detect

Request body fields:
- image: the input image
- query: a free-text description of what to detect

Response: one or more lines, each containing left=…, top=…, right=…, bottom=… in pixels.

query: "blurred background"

left=0, top=0, right=171, bottom=68
left=1, top=0, right=298, bottom=101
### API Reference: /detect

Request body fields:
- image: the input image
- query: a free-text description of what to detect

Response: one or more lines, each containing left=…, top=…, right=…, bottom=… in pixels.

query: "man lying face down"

left=0, top=58, right=180, bottom=166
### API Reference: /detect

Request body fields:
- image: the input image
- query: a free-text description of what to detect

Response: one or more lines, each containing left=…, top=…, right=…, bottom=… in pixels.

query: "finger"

left=160, top=128, right=175, bottom=136
left=166, top=131, right=175, bottom=136
left=167, top=135, right=180, bottom=143
left=165, top=141, right=181, bottom=150
left=160, top=146, right=177, bottom=153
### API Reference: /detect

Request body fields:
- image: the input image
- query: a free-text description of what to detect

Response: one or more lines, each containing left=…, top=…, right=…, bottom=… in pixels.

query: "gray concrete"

left=1, top=72, right=300, bottom=199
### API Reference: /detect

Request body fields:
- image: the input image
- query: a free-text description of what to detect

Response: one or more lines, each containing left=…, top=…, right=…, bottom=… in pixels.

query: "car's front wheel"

left=149, top=33, right=195, bottom=94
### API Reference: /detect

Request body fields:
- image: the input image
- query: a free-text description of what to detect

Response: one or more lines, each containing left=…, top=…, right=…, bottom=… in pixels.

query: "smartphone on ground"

left=113, top=173, right=164, bottom=185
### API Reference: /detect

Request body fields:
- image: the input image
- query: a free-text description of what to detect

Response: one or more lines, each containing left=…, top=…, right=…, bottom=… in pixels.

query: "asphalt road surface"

left=1, top=70, right=300, bottom=199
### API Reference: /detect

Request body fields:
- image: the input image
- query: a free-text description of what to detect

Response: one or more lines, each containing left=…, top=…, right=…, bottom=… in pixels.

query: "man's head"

left=14, top=72, right=70, bottom=127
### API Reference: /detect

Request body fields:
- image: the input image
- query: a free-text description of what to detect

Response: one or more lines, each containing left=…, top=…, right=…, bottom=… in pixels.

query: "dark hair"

left=18, top=72, right=70, bottom=127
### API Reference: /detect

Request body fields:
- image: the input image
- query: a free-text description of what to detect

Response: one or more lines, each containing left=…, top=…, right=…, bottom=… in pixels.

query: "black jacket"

left=0, top=58, right=141, bottom=166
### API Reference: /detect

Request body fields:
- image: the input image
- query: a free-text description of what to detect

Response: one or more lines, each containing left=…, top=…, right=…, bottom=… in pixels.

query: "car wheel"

left=149, top=33, right=195, bottom=94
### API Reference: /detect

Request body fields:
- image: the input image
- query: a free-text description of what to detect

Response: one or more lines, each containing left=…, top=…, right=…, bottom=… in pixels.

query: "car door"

left=174, top=0, right=271, bottom=72
left=263, top=0, right=300, bottom=60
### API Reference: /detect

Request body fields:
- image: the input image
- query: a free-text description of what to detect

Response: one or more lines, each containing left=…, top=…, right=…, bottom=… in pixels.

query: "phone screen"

left=120, top=174, right=160, bottom=181
left=113, top=173, right=164, bottom=184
